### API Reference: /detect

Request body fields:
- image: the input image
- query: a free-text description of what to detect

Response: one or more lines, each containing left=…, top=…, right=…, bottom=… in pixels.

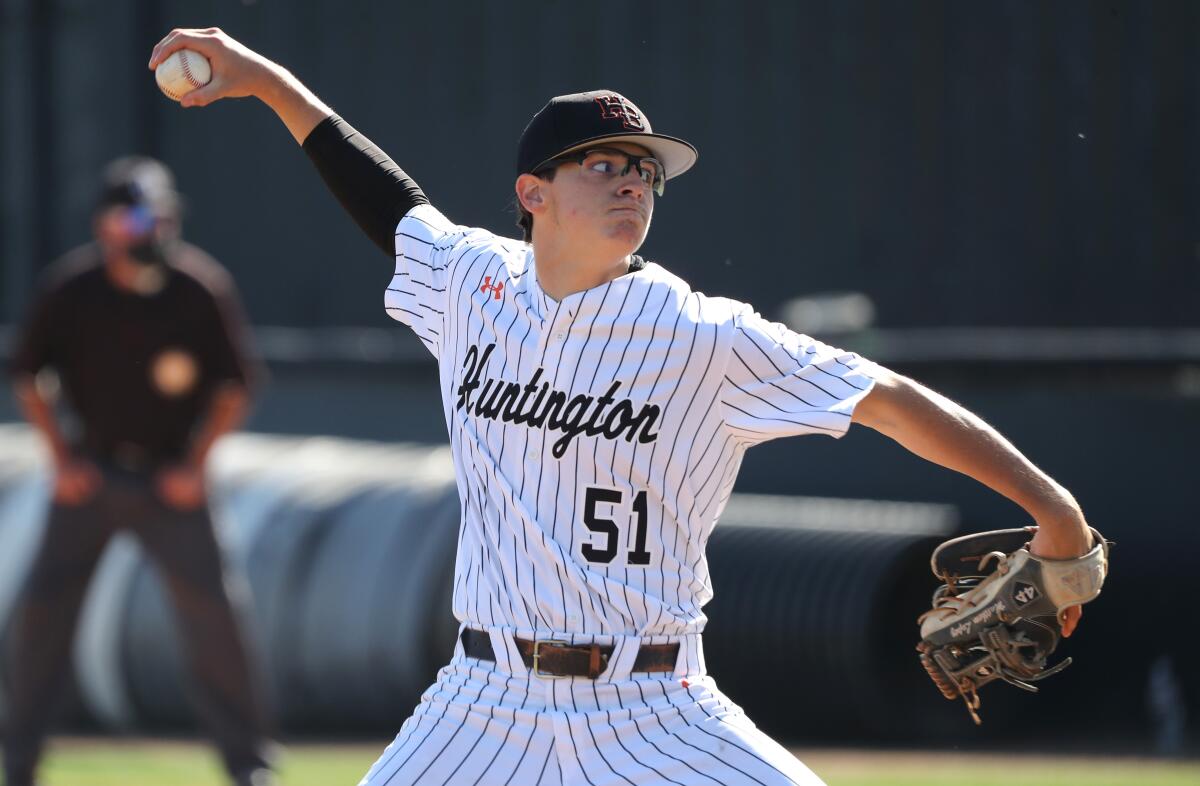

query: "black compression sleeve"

left=301, top=115, right=429, bottom=257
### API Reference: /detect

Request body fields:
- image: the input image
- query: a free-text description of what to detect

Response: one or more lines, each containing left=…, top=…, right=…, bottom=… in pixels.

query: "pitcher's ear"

left=515, top=173, right=548, bottom=214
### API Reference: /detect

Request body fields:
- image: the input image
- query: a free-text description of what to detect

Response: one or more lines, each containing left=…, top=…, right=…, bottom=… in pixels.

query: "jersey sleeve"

left=6, top=250, right=86, bottom=380
left=8, top=285, right=59, bottom=379
left=720, top=305, right=879, bottom=445
left=201, top=269, right=261, bottom=393
left=387, top=203, right=479, bottom=357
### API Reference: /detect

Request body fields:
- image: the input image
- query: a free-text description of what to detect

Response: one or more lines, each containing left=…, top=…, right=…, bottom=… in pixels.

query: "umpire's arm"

left=851, top=367, right=1094, bottom=634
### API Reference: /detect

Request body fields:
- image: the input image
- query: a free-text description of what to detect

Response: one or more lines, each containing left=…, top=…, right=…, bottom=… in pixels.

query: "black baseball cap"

left=516, top=90, right=698, bottom=181
left=95, top=156, right=182, bottom=218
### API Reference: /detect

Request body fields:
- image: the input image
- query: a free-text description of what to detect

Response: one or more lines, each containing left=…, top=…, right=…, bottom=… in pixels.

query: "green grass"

left=33, top=738, right=1200, bottom=786
left=40, top=739, right=375, bottom=786
left=807, top=750, right=1200, bottom=786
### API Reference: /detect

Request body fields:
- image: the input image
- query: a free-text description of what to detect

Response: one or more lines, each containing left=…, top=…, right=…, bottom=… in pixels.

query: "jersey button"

left=526, top=450, right=536, bottom=460
left=555, top=332, right=565, bottom=342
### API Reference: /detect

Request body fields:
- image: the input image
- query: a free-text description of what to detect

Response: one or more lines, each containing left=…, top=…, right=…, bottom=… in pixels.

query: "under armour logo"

left=480, top=276, right=504, bottom=300
left=594, top=95, right=646, bottom=131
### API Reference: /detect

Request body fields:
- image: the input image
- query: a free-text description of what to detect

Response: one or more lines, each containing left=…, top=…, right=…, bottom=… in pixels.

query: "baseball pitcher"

left=147, top=28, right=1101, bottom=786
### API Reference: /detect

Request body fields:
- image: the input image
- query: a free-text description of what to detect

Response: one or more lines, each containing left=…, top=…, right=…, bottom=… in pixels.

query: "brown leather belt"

left=460, top=628, right=679, bottom=679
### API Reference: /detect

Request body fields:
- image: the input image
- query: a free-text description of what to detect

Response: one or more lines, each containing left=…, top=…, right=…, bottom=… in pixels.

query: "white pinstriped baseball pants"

left=358, top=625, right=825, bottom=786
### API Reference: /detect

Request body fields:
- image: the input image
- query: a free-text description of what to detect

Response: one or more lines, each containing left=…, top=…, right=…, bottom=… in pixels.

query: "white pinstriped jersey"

left=386, top=203, right=877, bottom=639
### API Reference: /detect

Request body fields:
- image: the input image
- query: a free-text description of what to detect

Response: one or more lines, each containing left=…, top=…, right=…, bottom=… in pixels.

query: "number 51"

left=580, top=486, right=652, bottom=566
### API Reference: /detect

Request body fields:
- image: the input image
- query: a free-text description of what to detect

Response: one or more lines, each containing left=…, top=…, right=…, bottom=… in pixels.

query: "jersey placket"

left=533, top=298, right=575, bottom=358
left=538, top=291, right=596, bottom=632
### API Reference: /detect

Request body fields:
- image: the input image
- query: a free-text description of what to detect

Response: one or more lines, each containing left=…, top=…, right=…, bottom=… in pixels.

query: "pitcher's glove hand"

left=916, top=526, right=1110, bottom=724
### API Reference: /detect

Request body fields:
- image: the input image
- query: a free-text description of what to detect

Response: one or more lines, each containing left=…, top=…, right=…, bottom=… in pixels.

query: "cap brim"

left=536, top=133, right=698, bottom=181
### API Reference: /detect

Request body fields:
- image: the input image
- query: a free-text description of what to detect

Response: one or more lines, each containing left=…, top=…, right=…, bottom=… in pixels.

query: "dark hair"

left=515, top=166, right=557, bottom=243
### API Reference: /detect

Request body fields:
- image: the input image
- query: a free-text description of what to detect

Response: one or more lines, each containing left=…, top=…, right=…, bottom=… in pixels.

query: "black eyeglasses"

left=536, top=147, right=666, bottom=196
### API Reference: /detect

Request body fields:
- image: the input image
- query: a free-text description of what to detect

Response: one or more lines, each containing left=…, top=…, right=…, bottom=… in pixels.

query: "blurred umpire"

left=3, top=157, right=274, bottom=786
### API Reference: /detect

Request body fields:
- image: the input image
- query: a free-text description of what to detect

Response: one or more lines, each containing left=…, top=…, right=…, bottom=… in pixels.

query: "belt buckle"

left=532, top=639, right=571, bottom=679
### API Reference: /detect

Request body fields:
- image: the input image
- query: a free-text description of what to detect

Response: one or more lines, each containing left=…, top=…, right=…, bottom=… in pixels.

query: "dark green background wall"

left=3, top=0, right=1197, bottom=329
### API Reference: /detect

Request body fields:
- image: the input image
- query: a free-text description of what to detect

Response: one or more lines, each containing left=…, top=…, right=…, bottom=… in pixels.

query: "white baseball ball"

left=155, top=49, right=212, bottom=102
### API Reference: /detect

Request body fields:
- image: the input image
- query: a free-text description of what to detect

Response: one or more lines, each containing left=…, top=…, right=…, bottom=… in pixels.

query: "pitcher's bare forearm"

left=853, top=368, right=1091, bottom=557
left=251, top=64, right=333, bottom=144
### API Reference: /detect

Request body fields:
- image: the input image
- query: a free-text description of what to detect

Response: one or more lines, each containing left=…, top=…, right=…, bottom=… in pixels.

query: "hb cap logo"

left=594, top=95, right=646, bottom=131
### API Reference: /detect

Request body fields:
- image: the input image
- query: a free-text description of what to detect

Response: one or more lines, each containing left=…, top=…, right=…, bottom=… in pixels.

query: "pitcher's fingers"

left=149, top=28, right=188, bottom=68
left=149, top=28, right=217, bottom=69
left=180, top=79, right=223, bottom=108
left=1059, top=605, right=1082, bottom=638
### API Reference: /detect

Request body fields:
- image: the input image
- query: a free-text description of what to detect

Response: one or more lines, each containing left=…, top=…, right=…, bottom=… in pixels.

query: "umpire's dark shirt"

left=9, top=242, right=258, bottom=467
